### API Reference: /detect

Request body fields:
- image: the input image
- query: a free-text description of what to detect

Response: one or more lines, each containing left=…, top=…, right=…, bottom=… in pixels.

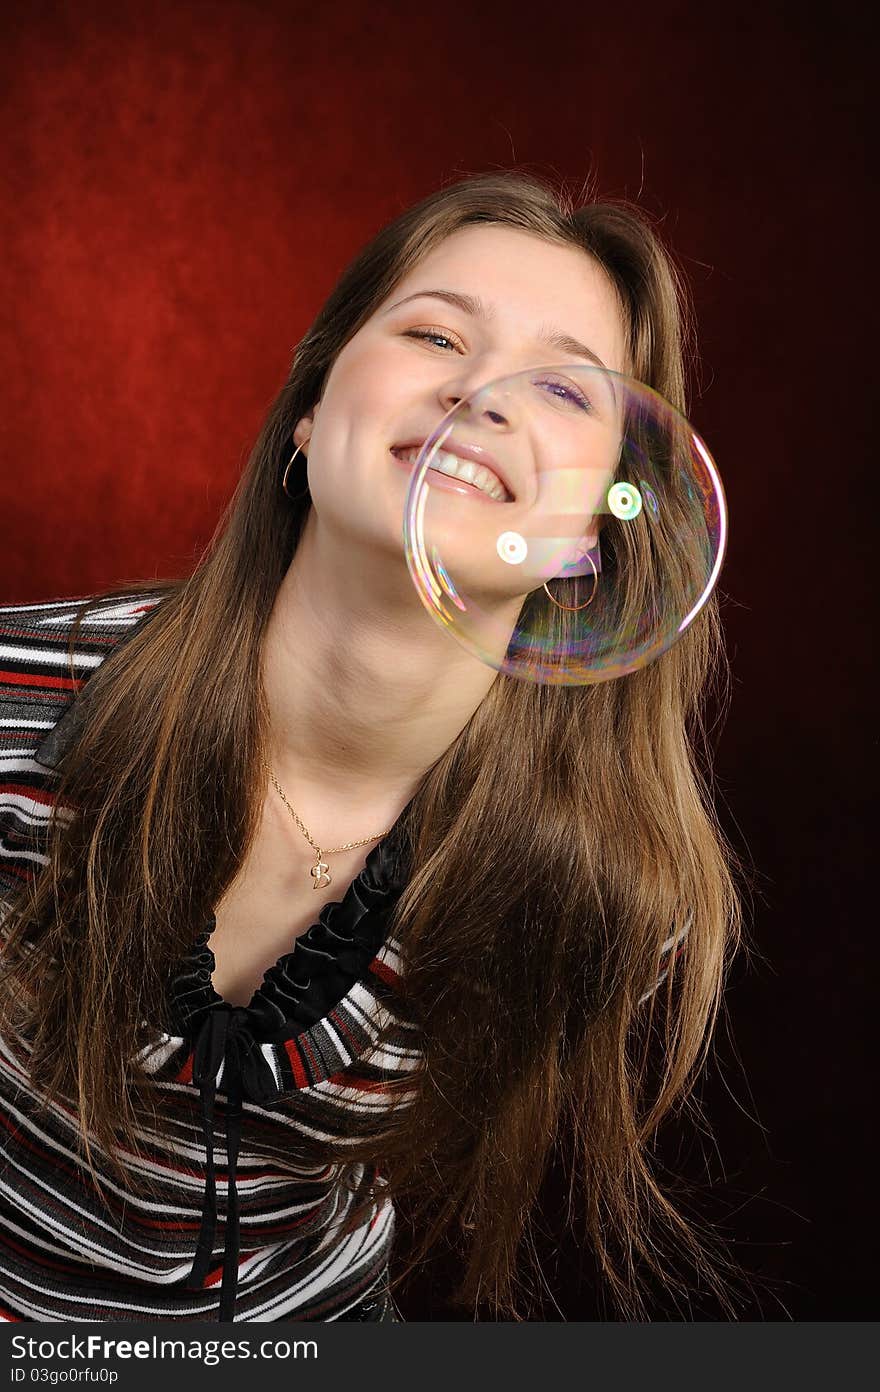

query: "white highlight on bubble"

left=496, top=531, right=528, bottom=566
left=608, top=482, right=643, bottom=520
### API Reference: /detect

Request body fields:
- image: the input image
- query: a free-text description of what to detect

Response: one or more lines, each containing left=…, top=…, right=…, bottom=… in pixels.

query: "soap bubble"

left=400, top=364, right=726, bottom=685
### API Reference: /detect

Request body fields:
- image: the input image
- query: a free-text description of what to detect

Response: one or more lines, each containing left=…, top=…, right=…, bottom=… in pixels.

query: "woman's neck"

left=259, top=511, right=505, bottom=836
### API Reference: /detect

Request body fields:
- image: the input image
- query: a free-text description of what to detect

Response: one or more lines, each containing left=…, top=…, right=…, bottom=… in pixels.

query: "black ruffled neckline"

left=167, top=804, right=416, bottom=1320
left=168, top=811, right=413, bottom=1045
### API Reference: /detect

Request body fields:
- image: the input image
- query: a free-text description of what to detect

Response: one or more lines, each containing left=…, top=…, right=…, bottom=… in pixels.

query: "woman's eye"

left=403, top=328, right=461, bottom=352
left=535, top=375, right=594, bottom=412
left=401, top=334, right=593, bottom=413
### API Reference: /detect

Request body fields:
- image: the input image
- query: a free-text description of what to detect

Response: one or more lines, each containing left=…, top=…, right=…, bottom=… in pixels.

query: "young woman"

left=0, top=171, right=743, bottom=1323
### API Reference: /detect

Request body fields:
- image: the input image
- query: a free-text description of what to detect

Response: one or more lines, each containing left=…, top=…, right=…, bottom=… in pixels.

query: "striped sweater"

left=0, top=593, right=422, bottom=1322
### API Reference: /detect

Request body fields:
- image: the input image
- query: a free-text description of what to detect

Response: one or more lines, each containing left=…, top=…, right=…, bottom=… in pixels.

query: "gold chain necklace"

left=262, top=759, right=392, bottom=889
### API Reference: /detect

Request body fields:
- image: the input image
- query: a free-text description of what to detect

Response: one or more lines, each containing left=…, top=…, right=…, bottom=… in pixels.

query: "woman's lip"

left=389, top=449, right=507, bottom=502
left=390, top=442, right=515, bottom=500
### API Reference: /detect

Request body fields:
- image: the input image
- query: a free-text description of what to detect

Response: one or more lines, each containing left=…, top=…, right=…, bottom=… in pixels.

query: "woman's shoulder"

left=0, top=588, right=167, bottom=657
left=0, top=590, right=168, bottom=761
left=0, top=588, right=168, bottom=754
left=0, top=590, right=169, bottom=905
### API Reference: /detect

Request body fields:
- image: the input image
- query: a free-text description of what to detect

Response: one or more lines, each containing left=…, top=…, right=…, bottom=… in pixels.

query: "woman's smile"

left=389, top=446, right=512, bottom=503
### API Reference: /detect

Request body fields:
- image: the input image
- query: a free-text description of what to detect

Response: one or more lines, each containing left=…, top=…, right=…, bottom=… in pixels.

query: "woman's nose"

left=439, top=384, right=511, bottom=429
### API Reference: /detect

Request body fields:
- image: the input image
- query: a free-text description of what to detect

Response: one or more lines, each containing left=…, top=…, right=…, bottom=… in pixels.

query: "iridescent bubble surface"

left=400, top=364, right=726, bottom=685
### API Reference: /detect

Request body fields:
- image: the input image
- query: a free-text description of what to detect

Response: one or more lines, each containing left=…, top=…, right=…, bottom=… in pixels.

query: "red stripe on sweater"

left=204, top=1257, right=251, bottom=1289
left=0, top=784, right=59, bottom=807
left=0, top=670, right=83, bottom=693
left=368, top=958, right=399, bottom=989
left=282, top=1041, right=310, bottom=1088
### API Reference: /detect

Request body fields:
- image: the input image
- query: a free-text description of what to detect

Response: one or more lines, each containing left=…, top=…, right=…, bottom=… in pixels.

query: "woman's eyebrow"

left=384, top=288, right=610, bottom=371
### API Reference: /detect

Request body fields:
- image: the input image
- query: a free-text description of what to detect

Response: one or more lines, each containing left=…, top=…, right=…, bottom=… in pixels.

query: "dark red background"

left=0, top=0, right=872, bottom=1319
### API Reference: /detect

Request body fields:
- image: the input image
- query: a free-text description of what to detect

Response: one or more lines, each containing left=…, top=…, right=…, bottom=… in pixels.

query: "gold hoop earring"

left=542, top=550, right=598, bottom=612
left=282, top=440, right=311, bottom=501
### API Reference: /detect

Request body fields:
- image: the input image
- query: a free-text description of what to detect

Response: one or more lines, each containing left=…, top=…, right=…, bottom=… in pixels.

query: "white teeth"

left=395, top=446, right=509, bottom=501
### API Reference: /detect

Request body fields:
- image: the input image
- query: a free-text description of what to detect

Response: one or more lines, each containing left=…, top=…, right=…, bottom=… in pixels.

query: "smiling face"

left=293, top=224, right=631, bottom=603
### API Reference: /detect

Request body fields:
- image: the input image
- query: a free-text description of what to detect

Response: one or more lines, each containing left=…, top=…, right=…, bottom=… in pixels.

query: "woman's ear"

left=292, top=403, right=320, bottom=449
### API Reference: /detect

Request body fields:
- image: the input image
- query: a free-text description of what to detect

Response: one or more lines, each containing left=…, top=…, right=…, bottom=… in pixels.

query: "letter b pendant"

left=310, top=853, right=331, bottom=889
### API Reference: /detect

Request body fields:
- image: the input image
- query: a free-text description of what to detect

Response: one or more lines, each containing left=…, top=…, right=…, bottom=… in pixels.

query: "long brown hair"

left=0, top=170, right=745, bottom=1319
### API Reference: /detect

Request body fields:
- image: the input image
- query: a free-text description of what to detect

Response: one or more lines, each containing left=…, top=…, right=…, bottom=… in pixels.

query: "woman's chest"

left=206, top=835, right=373, bottom=1006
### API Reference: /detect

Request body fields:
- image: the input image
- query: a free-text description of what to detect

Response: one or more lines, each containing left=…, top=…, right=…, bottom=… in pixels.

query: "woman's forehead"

left=378, top=225, right=629, bottom=375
